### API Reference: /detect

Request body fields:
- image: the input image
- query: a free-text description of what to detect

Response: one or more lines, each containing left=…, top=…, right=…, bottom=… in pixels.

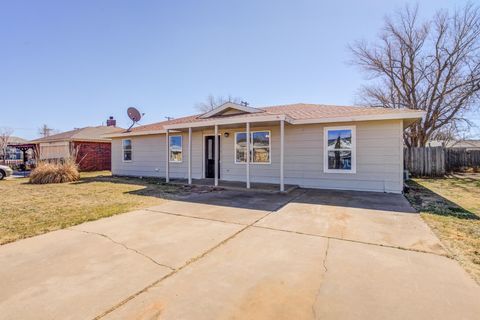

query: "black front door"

left=205, top=136, right=220, bottom=179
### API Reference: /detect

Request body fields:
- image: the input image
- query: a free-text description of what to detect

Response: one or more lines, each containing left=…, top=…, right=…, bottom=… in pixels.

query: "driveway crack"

left=68, top=228, right=175, bottom=271
left=323, top=238, right=330, bottom=273
left=312, top=238, right=329, bottom=319
left=93, top=192, right=307, bottom=319
left=252, top=225, right=449, bottom=258
left=94, top=201, right=282, bottom=319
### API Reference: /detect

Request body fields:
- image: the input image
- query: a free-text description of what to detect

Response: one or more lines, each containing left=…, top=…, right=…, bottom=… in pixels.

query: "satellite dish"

left=128, top=107, right=142, bottom=122
left=126, top=107, right=144, bottom=132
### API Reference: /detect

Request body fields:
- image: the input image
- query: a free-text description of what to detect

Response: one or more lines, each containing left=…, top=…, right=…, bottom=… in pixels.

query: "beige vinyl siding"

left=111, top=119, right=404, bottom=193
left=280, top=120, right=403, bottom=193
left=112, top=134, right=203, bottom=179
left=39, top=141, right=71, bottom=160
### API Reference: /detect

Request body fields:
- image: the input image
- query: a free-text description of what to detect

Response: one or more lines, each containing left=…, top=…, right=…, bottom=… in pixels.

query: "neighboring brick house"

left=30, top=118, right=123, bottom=171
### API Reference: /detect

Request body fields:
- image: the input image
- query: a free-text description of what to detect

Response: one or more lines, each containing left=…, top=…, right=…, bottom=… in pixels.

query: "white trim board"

left=122, top=138, right=133, bottom=163
left=164, top=114, right=286, bottom=130
left=323, top=125, right=356, bottom=174
left=201, top=133, right=222, bottom=179
left=168, top=135, right=183, bottom=163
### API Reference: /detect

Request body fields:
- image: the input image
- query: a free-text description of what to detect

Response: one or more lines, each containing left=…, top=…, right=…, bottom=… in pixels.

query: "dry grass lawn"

left=405, top=173, right=480, bottom=284
left=0, top=171, right=209, bottom=245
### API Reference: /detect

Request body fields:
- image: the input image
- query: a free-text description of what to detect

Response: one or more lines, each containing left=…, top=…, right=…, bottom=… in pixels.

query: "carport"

left=7, top=143, right=37, bottom=169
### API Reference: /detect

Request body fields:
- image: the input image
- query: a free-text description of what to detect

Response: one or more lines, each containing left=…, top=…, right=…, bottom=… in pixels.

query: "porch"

left=163, top=109, right=288, bottom=192
left=168, top=178, right=298, bottom=194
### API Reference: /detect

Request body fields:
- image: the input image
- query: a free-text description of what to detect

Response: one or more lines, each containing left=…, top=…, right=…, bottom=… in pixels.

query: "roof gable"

left=199, top=102, right=264, bottom=119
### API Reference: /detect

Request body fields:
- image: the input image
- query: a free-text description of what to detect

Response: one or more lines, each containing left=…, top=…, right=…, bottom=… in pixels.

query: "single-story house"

left=31, top=118, right=123, bottom=171
left=106, top=103, right=424, bottom=193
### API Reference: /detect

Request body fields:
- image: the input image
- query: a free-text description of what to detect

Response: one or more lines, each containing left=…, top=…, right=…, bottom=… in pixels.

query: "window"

left=235, top=132, right=247, bottom=163
left=207, top=138, right=213, bottom=160
left=324, top=126, right=356, bottom=173
left=123, top=139, right=132, bottom=162
left=235, top=131, right=271, bottom=164
left=169, top=135, right=182, bottom=162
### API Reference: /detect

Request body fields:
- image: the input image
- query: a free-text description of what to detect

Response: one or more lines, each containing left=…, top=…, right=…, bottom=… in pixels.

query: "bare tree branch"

left=195, top=94, right=243, bottom=113
left=0, top=127, right=14, bottom=162
left=351, top=3, right=480, bottom=146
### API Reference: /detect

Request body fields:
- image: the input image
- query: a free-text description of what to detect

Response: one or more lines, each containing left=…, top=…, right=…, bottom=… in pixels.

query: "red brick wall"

left=73, top=141, right=112, bottom=172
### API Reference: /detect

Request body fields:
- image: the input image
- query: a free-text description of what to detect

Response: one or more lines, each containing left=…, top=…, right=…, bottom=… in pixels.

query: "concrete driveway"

left=1, top=189, right=479, bottom=320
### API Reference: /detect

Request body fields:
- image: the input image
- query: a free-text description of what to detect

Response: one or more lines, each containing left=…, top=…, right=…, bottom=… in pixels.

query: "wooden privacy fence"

left=404, top=147, right=480, bottom=177
left=445, top=148, right=480, bottom=172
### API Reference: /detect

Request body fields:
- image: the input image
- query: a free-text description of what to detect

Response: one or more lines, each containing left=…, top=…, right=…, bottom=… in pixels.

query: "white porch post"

left=188, top=127, right=192, bottom=184
left=246, top=122, right=251, bottom=189
left=280, top=119, right=285, bottom=192
left=165, top=129, right=170, bottom=183
left=214, top=124, right=219, bottom=186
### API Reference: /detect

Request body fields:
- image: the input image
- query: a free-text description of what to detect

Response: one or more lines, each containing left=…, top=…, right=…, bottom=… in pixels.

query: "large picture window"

left=324, top=126, right=356, bottom=173
left=235, top=131, right=271, bottom=164
left=122, top=139, right=132, bottom=162
left=169, top=135, right=183, bottom=162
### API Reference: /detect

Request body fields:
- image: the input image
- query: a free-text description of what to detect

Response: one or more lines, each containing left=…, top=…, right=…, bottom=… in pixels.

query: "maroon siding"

left=73, top=141, right=112, bottom=171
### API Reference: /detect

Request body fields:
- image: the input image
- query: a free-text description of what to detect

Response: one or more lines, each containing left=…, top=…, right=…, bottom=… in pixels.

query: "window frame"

left=323, top=126, right=356, bottom=174
left=234, top=130, right=272, bottom=165
left=122, top=139, right=133, bottom=162
left=169, top=135, right=183, bottom=163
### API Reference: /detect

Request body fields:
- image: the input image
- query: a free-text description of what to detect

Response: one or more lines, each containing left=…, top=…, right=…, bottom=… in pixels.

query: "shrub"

left=29, top=161, right=80, bottom=184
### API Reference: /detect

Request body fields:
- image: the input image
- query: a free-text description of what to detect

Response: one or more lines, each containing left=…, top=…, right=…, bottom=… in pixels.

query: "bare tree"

left=195, top=94, right=243, bottom=113
left=430, top=123, right=460, bottom=144
left=350, top=3, right=480, bottom=147
left=0, top=127, right=14, bottom=161
left=38, top=124, right=54, bottom=138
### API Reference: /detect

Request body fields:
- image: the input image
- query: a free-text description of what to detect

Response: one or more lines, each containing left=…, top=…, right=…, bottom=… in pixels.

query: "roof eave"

left=164, top=114, right=287, bottom=130
left=31, top=138, right=114, bottom=143
left=290, top=111, right=425, bottom=125
left=105, top=130, right=168, bottom=138
left=107, top=111, right=424, bottom=138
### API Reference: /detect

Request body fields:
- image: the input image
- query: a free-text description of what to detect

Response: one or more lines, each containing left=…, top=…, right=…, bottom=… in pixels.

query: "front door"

left=205, top=136, right=220, bottom=179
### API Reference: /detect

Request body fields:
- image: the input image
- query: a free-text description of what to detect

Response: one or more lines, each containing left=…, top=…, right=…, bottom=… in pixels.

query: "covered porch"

left=163, top=107, right=288, bottom=192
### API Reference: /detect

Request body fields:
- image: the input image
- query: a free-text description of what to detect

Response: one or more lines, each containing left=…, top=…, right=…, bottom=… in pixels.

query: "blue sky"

left=1, top=0, right=478, bottom=139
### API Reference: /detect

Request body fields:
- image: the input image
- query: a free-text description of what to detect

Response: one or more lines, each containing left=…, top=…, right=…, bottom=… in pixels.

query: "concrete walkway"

left=1, top=189, right=479, bottom=320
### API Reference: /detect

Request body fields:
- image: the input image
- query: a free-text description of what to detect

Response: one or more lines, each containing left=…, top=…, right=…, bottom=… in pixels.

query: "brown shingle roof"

left=128, top=103, right=422, bottom=133
left=263, top=103, right=420, bottom=120
left=130, top=115, right=201, bottom=133
left=31, top=126, right=124, bottom=143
